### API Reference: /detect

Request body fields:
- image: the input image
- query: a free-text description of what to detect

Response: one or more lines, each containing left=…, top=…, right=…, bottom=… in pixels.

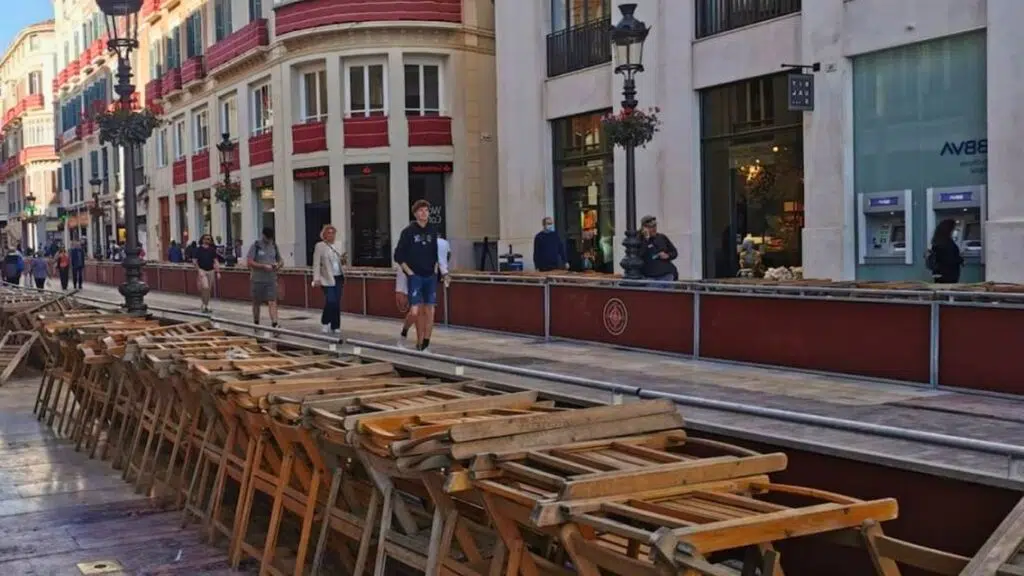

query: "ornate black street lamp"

left=215, top=133, right=238, bottom=267
left=89, top=177, right=104, bottom=258
left=610, top=3, right=650, bottom=280
left=97, top=0, right=156, bottom=314
left=23, top=193, right=39, bottom=252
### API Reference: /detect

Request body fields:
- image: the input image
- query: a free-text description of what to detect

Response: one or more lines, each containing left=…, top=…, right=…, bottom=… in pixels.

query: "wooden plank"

left=960, top=495, right=1024, bottom=576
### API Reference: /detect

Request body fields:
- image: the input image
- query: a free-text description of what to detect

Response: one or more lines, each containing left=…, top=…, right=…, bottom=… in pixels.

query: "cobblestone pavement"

left=77, top=284, right=1024, bottom=488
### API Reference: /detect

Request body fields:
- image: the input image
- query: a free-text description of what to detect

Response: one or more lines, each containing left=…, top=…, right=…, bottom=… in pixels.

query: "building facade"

left=54, top=0, right=135, bottom=258
left=0, top=20, right=59, bottom=251
left=139, top=0, right=497, bottom=268
left=497, top=0, right=1023, bottom=283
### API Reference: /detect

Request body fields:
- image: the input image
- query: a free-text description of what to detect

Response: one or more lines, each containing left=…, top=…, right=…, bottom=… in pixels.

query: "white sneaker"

left=321, top=325, right=331, bottom=335
left=396, top=337, right=407, bottom=348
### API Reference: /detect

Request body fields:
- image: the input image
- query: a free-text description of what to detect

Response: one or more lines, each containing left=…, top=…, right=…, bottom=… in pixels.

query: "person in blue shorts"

left=393, top=200, right=439, bottom=351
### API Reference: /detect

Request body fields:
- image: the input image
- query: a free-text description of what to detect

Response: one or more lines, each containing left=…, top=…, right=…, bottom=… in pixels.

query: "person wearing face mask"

left=532, top=216, right=568, bottom=272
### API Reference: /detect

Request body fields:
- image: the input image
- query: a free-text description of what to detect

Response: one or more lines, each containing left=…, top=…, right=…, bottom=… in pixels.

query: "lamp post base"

left=118, top=250, right=149, bottom=315
left=620, top=229, right=645, bottom=280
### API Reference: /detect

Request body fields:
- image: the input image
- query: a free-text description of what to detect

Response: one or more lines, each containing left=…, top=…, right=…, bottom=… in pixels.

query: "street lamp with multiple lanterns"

left=89, top=177, right=105, bottom=258
left=610, top=3, right=650, bottom=280
left=97, top=0, right=148, bottom=314
left=216, top=133, right=239, bottom=267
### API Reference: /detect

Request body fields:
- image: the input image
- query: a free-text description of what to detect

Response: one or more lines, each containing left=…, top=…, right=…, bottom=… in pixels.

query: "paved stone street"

left=77, top=283, right=1024, bottom=488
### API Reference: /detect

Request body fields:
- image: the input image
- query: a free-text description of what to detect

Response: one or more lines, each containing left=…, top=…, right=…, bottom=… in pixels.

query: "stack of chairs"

left=19, top=294, right=989, bottom=576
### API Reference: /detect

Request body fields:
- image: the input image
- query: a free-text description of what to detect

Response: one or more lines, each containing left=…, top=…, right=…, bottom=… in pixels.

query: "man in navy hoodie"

left=70, top=240, right=86, bottom=290
left=532, top=216, right=568, bottom=272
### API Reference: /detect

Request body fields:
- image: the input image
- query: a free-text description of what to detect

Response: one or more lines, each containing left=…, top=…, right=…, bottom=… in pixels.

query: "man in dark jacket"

left=70, top=240, right=86, bottom=289
left=640, top=215, right=678, bottom=281
left=532, top=217, right=567, bottom=272
left=394, top=200, right=440, bottom=351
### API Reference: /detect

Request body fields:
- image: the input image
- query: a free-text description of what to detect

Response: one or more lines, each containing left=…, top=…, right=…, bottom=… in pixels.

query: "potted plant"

left=95, top=106, right=161, bottom=148
left=214, top=180, right=241, bottom=204
left=601, top=106, right=661, bottom=148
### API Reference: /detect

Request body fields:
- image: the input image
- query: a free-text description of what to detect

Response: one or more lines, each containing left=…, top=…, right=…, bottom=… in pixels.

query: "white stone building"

left=496, top=0, right=1020, bottom=282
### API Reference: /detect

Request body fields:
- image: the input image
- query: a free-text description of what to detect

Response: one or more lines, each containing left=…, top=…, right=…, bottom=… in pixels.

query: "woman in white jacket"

left=311, top=224, right=346, bottom=339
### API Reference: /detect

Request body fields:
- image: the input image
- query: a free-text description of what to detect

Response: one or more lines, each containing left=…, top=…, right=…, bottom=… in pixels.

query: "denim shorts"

left=407, top=274, right=438, bottom=306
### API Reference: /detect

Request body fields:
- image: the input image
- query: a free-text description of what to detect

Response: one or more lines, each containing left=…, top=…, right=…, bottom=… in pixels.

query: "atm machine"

left=857, top=190, right=913, bottom=266
left=926, top=185, right=986, bottom=264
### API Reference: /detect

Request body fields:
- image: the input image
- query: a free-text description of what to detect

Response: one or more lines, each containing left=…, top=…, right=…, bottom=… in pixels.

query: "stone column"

left=985, top=0, right=1024, bottom=282
left=495, top=0, right=548, bottom=269
left=324, top=53, right=348, bottom=251
left=800, top=0, right=855, bottom=280
left=387, top=49, right=411, bottom=258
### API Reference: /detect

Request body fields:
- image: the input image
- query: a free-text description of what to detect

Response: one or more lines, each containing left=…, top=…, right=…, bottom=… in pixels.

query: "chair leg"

left=258, top=451, right=296, bottom=575
left=229, top=431, right=265, bottom=566
left=310, top=467, right=344, bottom=576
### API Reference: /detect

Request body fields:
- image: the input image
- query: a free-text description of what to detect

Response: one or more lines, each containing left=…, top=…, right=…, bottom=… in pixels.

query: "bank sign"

left=940, top=138, right=987, bottom=176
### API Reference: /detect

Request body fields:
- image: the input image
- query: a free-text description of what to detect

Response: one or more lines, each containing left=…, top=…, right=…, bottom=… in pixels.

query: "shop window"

left=251, top=82, right=272, bottom=135
left=700, top=74, right=804, bottom=279
left=300, top=69, right=328, bottom=122
left=346, top=62, right=387, bottom=117
left=404, top=62, right=441, bottom=116
left=552, top=111, right=615, bottom=273
left=192, top=108, right=209, bottom=153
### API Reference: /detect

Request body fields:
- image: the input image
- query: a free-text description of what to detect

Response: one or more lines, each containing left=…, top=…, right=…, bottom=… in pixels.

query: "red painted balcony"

left=51, top=78, right=59, bottom=93
left=343, top=116, right=389, bottom=148
left=68, top=60, right=81, bottom=78
left=292, top=121, right=327, bottom=154
left=191, top=149, right=211, bottom=181
left=181, top=56, right=206, bottom=86
left=142, top=0, right=162, bottom=19
left=162, top=68, right=182, bottom=95
left=275, top=0, right=462, bottom=36
left=172, top=158, right=188, bottom=186
left=81, top=120, right=95, bottom=138
left=248, top=130, right=273, bottom=166
left=206, top=19, right=269, bottom=74
left=18, top=145, right=55, bottom=164
left=22, top=94, right=44, bottom=112
left=93, top=37, right=109, bottom=64
left=145, top=78, right=163, bottom=107
left=58, top=69, right=68, bottom=87
left=408, top=116, right=452, bottom=146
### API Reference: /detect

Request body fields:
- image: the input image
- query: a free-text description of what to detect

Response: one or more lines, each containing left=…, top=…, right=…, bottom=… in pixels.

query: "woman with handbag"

left=311, top=224, right=346, bottom=340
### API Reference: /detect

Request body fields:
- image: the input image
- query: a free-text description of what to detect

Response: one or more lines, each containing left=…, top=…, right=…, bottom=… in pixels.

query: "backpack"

left=925, top=249, right=937, bottom=272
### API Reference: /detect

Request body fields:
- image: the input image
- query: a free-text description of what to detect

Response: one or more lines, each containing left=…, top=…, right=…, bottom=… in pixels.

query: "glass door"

left=348, top=174, right=391, bottom=268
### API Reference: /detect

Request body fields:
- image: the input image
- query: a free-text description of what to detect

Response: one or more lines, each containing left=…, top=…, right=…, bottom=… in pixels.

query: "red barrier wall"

left=447, top=282, right=544, bottom=336
left=550, top=286, right=694, bottom=354
left=939, top=305, right=1024, bottom=394
left=699, top=295, right=931, bottom=382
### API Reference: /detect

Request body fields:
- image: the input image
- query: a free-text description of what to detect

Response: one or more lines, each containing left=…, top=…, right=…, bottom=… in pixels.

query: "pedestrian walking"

left=640, top=215, right=678, bottom=281
left=927, top=219, right=964, bottom=284
left=29, top=252, right=49, bottom=289
left=56, top=247, right=71, bottom=290
left=311, top=224, right=346, bottom=341
left=3, top=247, right=23, bottom=286
left=393, top=200, right=440, bottom=351
left=533, top=216, right=568, bottom=272
left=194, top=234, right=222, bottom=314
left=246, top=227, right=283, bottom=329
left=70, top=240, right=86, bottom=289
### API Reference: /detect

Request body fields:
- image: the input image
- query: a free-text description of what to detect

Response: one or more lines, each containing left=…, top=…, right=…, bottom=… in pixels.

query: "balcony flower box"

left=408, top=116, right=453, bottom=146
left=181, top=56, right=206, bottom=86
left=343, top=116, right=389, bottom=148
left=248, top=130, right=273, bottom=166
left=275, top=0, right=461, bottom=36
left=172, top=158, right=188, bottom=186
left=161, top=68, right=182, bottom=95
left=292, top=121, right=327, bottom=154
left=206, top=19, right=269, bottom=74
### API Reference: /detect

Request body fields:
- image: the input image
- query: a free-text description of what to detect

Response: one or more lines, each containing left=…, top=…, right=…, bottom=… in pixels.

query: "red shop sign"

left=409, top=162, right=453, bottom=174
left=293, top=166, right=329, bottom=180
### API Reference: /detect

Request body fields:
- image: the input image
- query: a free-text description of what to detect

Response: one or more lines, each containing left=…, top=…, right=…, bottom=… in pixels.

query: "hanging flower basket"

left=214, top=181, right=241, bottom=204
left=96, top=107, right=161, bottom=148
left=601, top=106, right=661, bottom=149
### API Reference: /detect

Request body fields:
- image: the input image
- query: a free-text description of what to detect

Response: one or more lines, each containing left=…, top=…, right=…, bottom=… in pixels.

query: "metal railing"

left=546, top=17, right=612, bottom=78
left=695, top=0, right=801, bottom=38
left=65, top=289, right=1024, bottom=484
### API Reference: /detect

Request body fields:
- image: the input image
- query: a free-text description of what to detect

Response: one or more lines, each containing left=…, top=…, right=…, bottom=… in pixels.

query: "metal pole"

left=222, top=152, right=237, bottom=267
left=543, top=280, right=551, bottom=341
left=692, top=291, right=701, bottom=358
left=114, top=55, right=148, bottom=315
left=619, top=75, right=643, bottom=280
left=929, top=301, right=940, bottom=388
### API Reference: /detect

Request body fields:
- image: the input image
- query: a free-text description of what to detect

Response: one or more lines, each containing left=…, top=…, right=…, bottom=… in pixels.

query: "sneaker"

left=321, top=325, right=331, bottom=335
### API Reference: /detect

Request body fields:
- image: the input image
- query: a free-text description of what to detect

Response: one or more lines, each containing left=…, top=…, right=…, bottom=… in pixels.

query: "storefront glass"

left=297, top=169, right=331, bottom=266
left=700, top=74, right=804, bottom=278
left=853, top=32, right=986, bottom=281
left=409, top=163, right=449, bottom=238
left=552, top=111, right=615, bottom=273
left=253, top=180, right=275, bottom=234
left=346, top=165, right=391, bottom=268
left=175, top=199, right=188, bottom=244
